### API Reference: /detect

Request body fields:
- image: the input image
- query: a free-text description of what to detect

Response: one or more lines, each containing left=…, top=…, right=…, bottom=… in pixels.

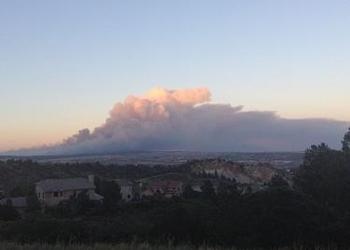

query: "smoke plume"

left=9, top=87, right=349, bottom=155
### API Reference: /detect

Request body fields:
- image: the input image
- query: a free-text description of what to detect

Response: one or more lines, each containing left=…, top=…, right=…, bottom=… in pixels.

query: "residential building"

left=35, top=175, right=103, bottom=207
left=141, top=180, right=183, bottom=198
left=114, top=179, right=134, bottom=202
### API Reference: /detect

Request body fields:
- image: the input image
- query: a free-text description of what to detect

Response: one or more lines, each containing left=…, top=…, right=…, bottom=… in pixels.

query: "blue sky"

left=1, top=0, right=350, bottom=151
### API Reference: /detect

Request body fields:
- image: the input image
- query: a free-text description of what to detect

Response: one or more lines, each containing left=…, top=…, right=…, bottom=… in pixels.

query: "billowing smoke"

left=10, top=87, right=349, bottom=155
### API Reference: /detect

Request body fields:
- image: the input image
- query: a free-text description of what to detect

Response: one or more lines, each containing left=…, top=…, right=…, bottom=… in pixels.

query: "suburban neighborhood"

left=0, top=158, right=289, bottom=215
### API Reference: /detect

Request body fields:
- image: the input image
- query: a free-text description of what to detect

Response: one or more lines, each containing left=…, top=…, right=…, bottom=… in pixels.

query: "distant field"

left=0, top=151, right=304, bottom=168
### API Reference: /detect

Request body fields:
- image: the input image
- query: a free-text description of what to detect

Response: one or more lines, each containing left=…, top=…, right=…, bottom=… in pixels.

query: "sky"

left=1, top=0, right=350, bottom=152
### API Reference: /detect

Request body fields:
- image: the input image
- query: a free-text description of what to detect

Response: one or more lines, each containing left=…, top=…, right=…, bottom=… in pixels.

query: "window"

left=53, top=192, right=58, bottom=197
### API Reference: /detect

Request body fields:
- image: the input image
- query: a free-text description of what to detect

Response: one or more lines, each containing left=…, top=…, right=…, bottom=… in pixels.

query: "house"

left=190, top=180, right=203, bottom=192
left=114, top=179, right=135, bottom=202
left=142, top=180, right=183, bottom=198
left=0, top=196, right=27, bottom=214
left=35, top=175, right=103, bottom=207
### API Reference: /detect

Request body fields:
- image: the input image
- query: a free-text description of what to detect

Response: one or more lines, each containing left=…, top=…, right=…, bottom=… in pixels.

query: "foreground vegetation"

left=0, top=129, right=350, bottom=249
left=0, top=243, right=345, bottom=250
left=0, top=243, right=214, bottom=250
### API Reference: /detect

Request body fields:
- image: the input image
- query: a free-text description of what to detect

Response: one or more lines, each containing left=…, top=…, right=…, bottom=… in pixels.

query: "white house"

left=114, top=179, right=134, bottom=202
left=35, top=175, right=103, bottom=207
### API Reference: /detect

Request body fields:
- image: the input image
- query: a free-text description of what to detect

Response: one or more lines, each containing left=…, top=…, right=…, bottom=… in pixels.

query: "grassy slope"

left=0, top=243, right=338, bottom=250
left=0, top=243, right=223, bottom=250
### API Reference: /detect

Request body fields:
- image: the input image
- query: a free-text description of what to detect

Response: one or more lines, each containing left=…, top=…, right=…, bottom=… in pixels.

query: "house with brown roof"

left=142, top=180, right=183, bottom=198
left=35, top=175, right=103, bottom=207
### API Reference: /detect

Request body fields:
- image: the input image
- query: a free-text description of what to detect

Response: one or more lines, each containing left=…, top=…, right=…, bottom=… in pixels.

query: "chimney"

left=88, top=175, right=95, bottom=184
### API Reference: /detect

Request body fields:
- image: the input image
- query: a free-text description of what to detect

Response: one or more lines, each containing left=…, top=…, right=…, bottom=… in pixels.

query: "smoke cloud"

left=10, top=87, right=349, bottom=155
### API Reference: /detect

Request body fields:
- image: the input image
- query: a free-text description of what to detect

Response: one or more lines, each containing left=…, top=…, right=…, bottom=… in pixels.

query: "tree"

left=52, top=191, right=99, bottom=217
left=183, top=185, right=198, bottom=199
left=295, top=143, right=350, bottom=214
left=0, top=205, right=20, bottom=221
left=342, top=128, right=350, bottom=154
left=26, top=195, right=41, bottom=213
left=268, top=175, right=290, bottom=190
left=95, top=177, right=121, bottom=210
left=9, top=183, right=34, bottom=197
left=217, top=181, right=239, bottom=198
left=201, top=180, right=216, bottom=200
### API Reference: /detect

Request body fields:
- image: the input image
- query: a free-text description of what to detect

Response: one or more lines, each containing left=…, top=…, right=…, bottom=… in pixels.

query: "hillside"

left=0, top=160, right=186, bottom=195
left=192, top=160, right=284, bottom=182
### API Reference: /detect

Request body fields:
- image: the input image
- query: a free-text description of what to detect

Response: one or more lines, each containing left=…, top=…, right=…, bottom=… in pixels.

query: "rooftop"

left=36, top=177, right=95, bottom=192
